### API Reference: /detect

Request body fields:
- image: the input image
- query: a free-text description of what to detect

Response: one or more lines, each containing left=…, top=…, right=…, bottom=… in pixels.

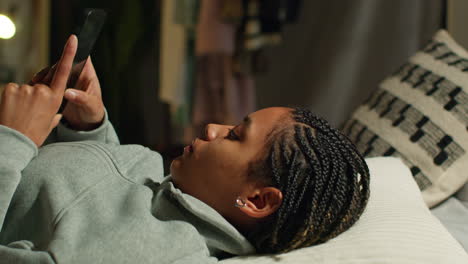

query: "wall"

left=254, top=0, right=444, bottom=127
left=447, top=0, right=468, bottom=49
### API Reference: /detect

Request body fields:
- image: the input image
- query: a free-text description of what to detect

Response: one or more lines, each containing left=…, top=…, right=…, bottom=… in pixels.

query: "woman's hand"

left=31, top=56, right=105, bottom=131
left=0, top=35, right=78, bottom=147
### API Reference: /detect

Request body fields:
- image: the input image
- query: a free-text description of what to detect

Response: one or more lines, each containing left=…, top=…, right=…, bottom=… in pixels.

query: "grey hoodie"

left=0, top=113, right=254, bottom=263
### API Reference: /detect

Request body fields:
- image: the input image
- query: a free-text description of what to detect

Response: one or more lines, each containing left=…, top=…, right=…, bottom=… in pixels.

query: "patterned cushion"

left=342, top=30, right=468, bottom=208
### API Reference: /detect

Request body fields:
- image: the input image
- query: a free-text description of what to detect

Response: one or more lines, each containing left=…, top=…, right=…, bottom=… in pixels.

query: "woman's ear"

left=239, top=187, right=283, bottom=219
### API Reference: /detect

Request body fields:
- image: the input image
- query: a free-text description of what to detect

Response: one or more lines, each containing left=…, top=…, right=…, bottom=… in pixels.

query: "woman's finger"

left=64, top=89, right=92, bottom=109
left=80, top=57, right=97, bottom=79
left=3, top=82, right=19, bottom=95
left=50, top=35, right=78, bottom=93
left=41, top=64, right=57, bottom=85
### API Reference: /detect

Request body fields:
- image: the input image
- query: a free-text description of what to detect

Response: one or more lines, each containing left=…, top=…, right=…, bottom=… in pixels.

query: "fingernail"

left=66, top=90, right=77, bottom=99
left=65, top=36, right=71, bottom=47
left=66, top=35, right=76, bottom=47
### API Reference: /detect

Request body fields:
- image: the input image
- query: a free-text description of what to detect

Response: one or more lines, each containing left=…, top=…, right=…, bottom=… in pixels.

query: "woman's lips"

left=191, top=138, right=197, bottom=152
left=183, top=145, right=191, bottom=154
left=183, top=139, right=196, bottom=155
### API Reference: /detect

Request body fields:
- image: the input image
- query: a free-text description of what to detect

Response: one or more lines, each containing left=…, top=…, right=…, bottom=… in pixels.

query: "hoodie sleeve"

left=44, top=108, right=120, bottom=145
left=0, top=126, right=56, bottom=263
left=0, top=125, right=37, bottom=230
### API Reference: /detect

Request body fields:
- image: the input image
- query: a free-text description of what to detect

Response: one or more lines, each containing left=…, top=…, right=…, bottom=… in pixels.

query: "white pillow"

left=220, top=157, right=468, bottom=264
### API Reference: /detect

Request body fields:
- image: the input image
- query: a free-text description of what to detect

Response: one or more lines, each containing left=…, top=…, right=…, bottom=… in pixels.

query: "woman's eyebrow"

left=240, top=116, right=252, bottom=138
left=243, top=116, right=252, bottom=131
left=243, top=116, right=252, bottom=126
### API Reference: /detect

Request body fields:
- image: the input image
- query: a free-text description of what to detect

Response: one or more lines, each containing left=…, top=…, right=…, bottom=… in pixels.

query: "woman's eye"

left=226, top=128, right=240, bottom=140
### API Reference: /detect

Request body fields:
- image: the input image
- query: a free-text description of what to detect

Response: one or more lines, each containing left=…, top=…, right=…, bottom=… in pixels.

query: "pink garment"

left=192, top=55, right=256, bottom=136
left=195, top=0, right=235, bottom=55
left=191, top=0, right=256, bottom=139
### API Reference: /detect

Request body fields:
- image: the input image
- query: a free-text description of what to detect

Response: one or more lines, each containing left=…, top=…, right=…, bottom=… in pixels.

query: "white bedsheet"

left=431, top=182, right=468, bottom=252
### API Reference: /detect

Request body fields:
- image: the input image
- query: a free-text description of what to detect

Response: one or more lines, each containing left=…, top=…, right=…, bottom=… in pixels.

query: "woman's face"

left=170, top=107, right=291, bottom=216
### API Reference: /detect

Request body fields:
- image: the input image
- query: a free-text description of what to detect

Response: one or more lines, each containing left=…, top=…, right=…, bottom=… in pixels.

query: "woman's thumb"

left=64, top=89, right=91, bottom=107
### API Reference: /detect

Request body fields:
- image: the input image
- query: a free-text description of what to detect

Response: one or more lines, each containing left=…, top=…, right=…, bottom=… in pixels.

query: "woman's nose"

left=204, top=124, right=233, bottom=141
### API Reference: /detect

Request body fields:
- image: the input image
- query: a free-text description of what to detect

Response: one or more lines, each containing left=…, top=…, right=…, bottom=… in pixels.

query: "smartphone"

left=59, top=8, right=107, bottom=112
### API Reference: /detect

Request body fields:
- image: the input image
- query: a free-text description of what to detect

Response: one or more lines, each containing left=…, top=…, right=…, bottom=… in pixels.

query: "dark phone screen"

left=67, top=9, right=106, bottom=88
left=59, top=9, right=106, bottom=112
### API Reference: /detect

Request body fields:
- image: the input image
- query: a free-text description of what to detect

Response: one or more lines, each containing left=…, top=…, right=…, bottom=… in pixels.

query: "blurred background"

left=0, top=0, right=466, bottom=173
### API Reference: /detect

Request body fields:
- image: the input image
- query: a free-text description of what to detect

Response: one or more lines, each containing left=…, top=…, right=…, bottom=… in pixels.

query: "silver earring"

left=234, top=197, right=247, bottom=208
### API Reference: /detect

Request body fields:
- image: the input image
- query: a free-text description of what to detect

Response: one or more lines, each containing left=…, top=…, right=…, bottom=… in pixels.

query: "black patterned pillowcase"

left=342, top=30, right=468, bottom=208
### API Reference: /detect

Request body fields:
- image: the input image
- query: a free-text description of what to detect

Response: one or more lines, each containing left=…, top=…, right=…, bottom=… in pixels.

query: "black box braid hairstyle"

left=245, top=107, right=370, bottom=254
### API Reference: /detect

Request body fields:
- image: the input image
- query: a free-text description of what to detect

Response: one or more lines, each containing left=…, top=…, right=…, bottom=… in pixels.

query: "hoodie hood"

left=151, top=176, right=255, bottom=258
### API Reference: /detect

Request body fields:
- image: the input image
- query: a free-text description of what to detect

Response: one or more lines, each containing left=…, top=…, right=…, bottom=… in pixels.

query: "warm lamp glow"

left=0, top=14, right=16, bottom=39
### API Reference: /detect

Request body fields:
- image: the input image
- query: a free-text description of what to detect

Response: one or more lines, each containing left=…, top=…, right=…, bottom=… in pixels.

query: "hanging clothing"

left=160, top=0, right=200, bottom=144
left=220, top=0, right=244, bottom=24
left=243, top=0, right=283, bottom=51
left=174, top=0, right=199, bottom=27
left=191, top=0, right=256, bottom=139
left=196, top=0, right=236, bottom=55
left=240, top=0, right=303, bottom=51
left=159, top=0, right=188, bottom=119
left=192, top=54, right=256, bottom=138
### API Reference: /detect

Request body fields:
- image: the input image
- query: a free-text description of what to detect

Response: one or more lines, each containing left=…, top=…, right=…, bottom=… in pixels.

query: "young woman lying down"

left=0, top=36, right=370, bottom=263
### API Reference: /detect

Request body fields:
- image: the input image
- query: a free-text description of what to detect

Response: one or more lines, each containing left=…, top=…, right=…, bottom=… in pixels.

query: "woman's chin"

left=169, top=158, right=180, bottom=174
